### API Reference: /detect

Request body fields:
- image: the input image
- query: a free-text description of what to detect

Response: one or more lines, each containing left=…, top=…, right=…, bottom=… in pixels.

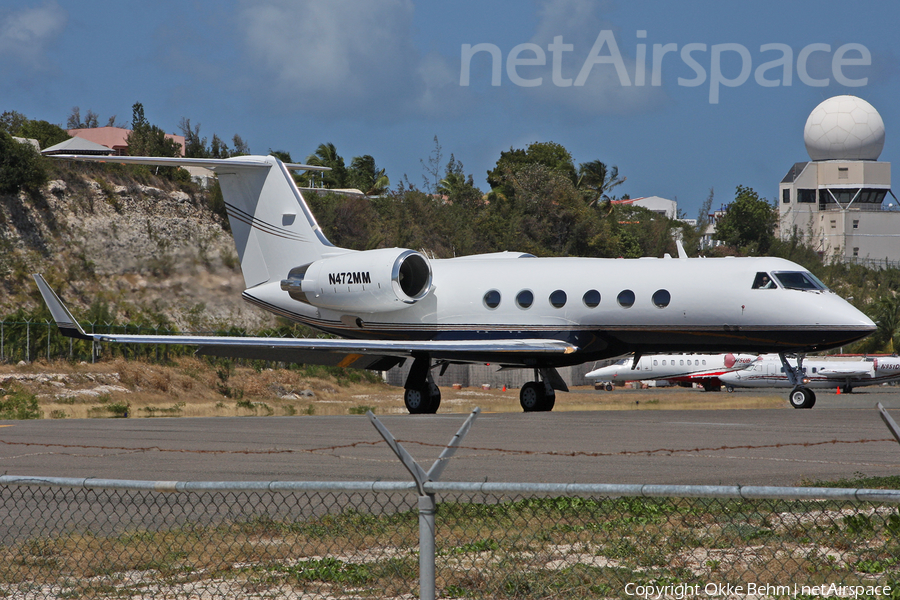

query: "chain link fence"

left=1, top=476, right=899, bottom=599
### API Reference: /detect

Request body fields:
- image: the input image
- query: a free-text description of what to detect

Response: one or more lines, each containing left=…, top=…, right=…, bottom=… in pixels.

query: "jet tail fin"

left=32, top=274, right=93, bottom=340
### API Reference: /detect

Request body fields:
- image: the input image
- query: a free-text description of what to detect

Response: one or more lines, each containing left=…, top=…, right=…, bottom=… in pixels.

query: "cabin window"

left=812, top=367, right=817, bottom=373
left=483, top=290, right=501, bottom=309
left=652, top=289, right=671, bottom=308
left=687, top=360, right=692, bottom=366
left=617, top=289, right=635, bottom=308
left=702, top=360, right=707, bottom=365
left=680, top=360, right=684, bottom=365
left=752, top=272, right=776, bottom=289
left=653, top=360, right=658, bottom=366
left=662, top=360, right=667, bottom=365
left=516, top=290, right=534, bottom=309
left=772, top=271, right=828, bottom=291
left=549, top=290, right=567, bottom=308
left=583, top=289, right=601, bottom=308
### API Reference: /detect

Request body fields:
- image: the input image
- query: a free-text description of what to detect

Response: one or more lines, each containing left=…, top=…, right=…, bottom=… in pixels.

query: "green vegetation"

left=0, top=385, right=41, bottom=419
left=0, top=131, right=49, bottom=195
left=0, top=494, right=897, bottom=598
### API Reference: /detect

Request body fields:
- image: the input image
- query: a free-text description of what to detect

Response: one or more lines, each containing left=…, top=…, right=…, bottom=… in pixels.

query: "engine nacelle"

left=280, top=248, right=432, bottom=313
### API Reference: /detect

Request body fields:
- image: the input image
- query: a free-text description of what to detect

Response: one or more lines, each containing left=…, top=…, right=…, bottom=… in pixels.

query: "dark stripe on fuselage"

left=241, top=292, right=872, bottom=361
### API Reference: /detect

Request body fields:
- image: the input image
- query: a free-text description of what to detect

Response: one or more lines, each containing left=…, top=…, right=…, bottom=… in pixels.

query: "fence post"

left=368, top=408, right=480, bottom=600
left=26, top=320, right=30, bottom=363
left=1, top=321, right=4, bottom=361
left=418, top=495, right=436, bottom=600
left=47, top=320, right=51, bottom=361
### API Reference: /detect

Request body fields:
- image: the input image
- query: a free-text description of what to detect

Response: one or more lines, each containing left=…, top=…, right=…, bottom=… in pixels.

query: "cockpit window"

left=752, top=272, right=776, bottom=289
left=772, top=271, right=828, bottom=291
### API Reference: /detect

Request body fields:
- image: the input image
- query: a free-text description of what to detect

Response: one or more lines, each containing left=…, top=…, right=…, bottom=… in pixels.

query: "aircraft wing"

left=33, top=275, right=577, bottom=369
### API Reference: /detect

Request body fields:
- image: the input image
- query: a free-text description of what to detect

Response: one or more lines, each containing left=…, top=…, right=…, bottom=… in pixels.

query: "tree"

left=305, top=142, right=347, bottom=188
left=232, top=134, right=250, bottom=156
left=576, top=160, right=625, bottom=207
left=269, top=149, right=293, bottom=163
left=209, top=134, right=229, bottom=159
left=0, top=111, right=27, bottom=135
left=0, top=131, right=48, bottom=194
left=178, top=117, right=208, bottom=158
left=871, top=294, right=900, bottom=353
left=67, top=106, right=101, bottom=129
left=714, top=185, right=777, bottom=254
left=17, top=120, right=69, bottom=149
left=348, top=154, right=389, bottom=196
left=487, top=142, right=576, bottom=189
left=420, top=135, right=443, bottom=193
left=125, top=103, right=181, bottom=158
left=437, top=154, right=478, bottom=200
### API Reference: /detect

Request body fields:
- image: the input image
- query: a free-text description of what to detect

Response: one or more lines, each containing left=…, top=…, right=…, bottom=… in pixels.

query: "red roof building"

left=67, top=126, right=185, bottom=156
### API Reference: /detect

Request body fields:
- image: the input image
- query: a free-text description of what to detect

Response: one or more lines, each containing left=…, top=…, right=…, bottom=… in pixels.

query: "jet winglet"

left=32, top=274, right=93, bottom=341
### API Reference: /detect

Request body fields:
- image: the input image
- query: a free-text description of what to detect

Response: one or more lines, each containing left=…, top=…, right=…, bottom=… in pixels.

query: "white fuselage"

left=586, top=353, right=758, bottom=382
left=719, top=354, right=900, bottom=389
left=245, top=254, right=875, bottom=365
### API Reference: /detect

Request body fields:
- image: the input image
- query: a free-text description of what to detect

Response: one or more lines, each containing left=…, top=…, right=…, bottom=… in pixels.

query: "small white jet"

left=586, top=353, right=758, bottom=392
left=719, top=354, right=900, bottom=408
left=34, top=154, right=876, bottom=414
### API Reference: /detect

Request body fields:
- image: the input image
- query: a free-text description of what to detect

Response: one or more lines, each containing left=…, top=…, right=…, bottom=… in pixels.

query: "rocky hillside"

left=0, top=161, right=275, bottom=331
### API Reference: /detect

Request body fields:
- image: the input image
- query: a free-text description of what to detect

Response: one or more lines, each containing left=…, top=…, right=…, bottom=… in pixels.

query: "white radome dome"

left=804, top=95, right=885, bottom=161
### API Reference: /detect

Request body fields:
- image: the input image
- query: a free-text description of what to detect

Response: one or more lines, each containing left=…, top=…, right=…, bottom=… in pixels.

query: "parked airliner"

left=586, top=353, right=758, bottom=391
left=719, top=354, right=900, bottom=408
left=34, top=154, right=876, bottom=414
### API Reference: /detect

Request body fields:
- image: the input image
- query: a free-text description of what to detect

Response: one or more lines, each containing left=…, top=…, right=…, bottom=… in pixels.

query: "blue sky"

left=2, top=0, right=898, bottom=219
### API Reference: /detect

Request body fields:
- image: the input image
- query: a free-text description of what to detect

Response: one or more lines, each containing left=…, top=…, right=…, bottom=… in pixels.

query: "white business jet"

left=586, top=353, right=758, bottom=391
left=34, top=154, right=876, bottom=414
left=719, top=354, right=900, bottom=408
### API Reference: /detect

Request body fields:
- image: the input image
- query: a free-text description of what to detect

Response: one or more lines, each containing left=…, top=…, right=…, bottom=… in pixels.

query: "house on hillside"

left=65, top=126, right=185, bottom=157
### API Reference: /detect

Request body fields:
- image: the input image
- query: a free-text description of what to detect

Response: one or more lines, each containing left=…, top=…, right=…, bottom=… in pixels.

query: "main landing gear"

left=402, top=359, right=567, bottom=414
left=519, top=368, right=567, bottom=412
left=779, top=353, right=816, bottom=409
left=403, top=355, right=441, bottom=414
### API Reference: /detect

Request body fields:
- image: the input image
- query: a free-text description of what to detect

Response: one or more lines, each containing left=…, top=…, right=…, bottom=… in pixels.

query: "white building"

left=611, top=196, right=677, bottom=219
left=778, top=95, right=900, bottom=267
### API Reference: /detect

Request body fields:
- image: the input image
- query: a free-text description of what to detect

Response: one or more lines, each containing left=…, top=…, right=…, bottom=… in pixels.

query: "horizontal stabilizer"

left=48, top=154, right=331, bottom=172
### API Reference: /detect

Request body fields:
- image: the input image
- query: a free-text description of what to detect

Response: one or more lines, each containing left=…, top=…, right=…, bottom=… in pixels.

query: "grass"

left=1, top=493, right=898, bottom=599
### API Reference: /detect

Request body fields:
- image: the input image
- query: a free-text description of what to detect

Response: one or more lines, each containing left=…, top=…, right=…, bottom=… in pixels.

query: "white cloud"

left=525, top=0, right=668, bottom=115
left=237, top=0, right=422, bottom=115
left=0, top=1, right=67, bottom=70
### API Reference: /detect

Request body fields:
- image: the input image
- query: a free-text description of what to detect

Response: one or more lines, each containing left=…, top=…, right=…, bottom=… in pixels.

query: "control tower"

left=779, top=95, right=899, bottom=266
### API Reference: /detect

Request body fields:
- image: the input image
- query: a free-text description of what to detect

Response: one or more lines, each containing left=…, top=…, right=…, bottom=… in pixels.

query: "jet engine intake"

left=280, top=248, right=432, bottom=313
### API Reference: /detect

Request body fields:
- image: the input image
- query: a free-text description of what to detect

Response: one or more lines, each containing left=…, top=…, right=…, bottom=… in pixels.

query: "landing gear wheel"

left=404, top=384, right=441, bottom=414
left=520, top=382, right=555, bottom=412
left=702, top=383, right=722, bottom=392
left=605, top=383, right=613, bottom=392
left=519, top=382, right=543, bottom=412
left=789, top=386, right=816, bottom=409
left=725, top=385, right=735, bottom=393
